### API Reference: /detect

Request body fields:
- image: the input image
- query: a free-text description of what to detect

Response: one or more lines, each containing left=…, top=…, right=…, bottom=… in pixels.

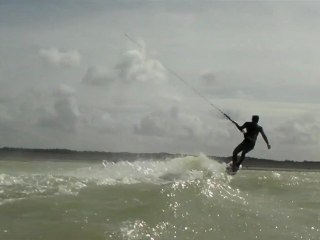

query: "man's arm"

left=223, top=113, right=245, bottom=133
left=231, top=120, right=245, bottom=133
left=260, top=128, right=271, bottom=149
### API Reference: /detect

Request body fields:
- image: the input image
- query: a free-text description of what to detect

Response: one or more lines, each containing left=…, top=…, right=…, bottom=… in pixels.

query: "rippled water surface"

left=0, top=155, right=319, bottom=240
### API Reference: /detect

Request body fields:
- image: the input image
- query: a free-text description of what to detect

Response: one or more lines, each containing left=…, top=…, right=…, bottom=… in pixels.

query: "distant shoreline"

left=242, top=167, right=320, bottom=172
left=1, top=147, right=320, bottom=171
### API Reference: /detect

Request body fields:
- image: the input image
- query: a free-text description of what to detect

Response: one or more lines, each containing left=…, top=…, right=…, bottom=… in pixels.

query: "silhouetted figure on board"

left=231, top=115, right=271, bottom=172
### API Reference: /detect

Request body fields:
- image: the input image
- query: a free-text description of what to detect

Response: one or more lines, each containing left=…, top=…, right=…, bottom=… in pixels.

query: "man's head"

left=252, top=115, right=259, bottom=123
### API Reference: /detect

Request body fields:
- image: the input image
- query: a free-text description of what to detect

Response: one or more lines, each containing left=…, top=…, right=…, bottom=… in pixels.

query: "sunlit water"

left=0, top=155, right=319, bottom=240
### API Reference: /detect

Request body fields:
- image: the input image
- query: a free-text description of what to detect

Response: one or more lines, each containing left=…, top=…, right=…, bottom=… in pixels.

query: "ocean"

left=0, top=154, right=319, bottom=240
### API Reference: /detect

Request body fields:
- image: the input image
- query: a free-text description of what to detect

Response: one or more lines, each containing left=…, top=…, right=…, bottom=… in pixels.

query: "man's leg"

left=232, top=142, right=244, bottom=170
left=236, top=143, right=255, bottom=167
left=237, top=152, right=246, bottom=168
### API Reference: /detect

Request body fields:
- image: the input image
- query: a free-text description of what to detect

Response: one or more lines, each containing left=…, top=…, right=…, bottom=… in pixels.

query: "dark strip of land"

left=0, top=147, right=320, bottom=171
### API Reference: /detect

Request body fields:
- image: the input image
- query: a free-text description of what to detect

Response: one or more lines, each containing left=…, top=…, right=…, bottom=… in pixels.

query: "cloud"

left=134, top=106, right=215, bottom=140
left=134, top=114, right=166, bottom=137
left=82, top=66, right=114, bottom=86
left=200, top=70, right=216, bottom=86
left=38, top=84, right=80, bottom=132
left=54, top=84, right=76, bottom=97
left=3, top=1, right=320, bottom=160
left=80, top=107, right=126, bottom=134
left=115, top=46, right=167, bottom=83
left=83, top=42, right=168, bottom=88
left=273, top=114, right=320, bottom=145
left=39, top=48, right=81, bottom=67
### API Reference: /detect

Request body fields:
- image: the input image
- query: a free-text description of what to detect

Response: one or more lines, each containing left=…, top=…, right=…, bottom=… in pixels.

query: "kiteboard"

left=226, top=162, right=240, bottom=175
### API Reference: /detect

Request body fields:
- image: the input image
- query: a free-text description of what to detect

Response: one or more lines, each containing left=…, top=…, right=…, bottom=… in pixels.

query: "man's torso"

left=243, top=122, right=261, bottom=143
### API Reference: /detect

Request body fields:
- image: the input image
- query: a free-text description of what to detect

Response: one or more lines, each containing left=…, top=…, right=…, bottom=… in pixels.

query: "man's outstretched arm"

left=231, top=120, right=245, bottom=133
left=260, top=128, right=271, bottom=149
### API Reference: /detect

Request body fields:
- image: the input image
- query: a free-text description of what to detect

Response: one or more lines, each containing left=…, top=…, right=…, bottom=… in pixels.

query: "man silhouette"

left=231, top=115, right=271, bottom=172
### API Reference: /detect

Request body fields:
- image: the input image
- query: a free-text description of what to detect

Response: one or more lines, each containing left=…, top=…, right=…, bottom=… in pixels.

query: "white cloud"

left=115, top=43, right=168, bottom=84
left=39, top=48, right=81, bottom=67
left=82, top=42, right=168, bottom=89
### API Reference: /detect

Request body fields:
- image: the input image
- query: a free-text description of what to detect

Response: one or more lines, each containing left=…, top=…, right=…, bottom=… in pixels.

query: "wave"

left=1, top=156, right=319, bottom=240
left=1, top=154, right=319, bottom=206
left=0, top=155, right=231, bottom=203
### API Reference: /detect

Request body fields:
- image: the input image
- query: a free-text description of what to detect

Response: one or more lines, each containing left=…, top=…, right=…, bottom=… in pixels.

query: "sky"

left=1, top=0, right=320, bottom=161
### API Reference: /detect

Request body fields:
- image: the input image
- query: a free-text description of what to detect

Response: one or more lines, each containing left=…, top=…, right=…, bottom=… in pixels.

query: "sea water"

left=0, top=155, right=319, bottom=240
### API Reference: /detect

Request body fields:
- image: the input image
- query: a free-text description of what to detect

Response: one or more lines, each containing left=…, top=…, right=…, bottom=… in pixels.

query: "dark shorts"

left=234, top=139, right=255, bottom=154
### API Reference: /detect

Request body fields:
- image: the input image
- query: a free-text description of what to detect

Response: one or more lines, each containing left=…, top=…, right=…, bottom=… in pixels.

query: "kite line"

left=124, top=33, right=237, bottom=125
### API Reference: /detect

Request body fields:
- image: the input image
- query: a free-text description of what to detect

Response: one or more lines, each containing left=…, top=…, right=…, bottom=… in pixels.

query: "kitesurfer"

left=231, top=115, right=271, bottom=172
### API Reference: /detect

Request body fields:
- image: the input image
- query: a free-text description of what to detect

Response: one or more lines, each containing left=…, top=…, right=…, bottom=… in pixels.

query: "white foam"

left=0, top=155, right=230, bottom=204
left=62, top=154, right=228, bottom=186
left=0, top=173, right=88, bottom=203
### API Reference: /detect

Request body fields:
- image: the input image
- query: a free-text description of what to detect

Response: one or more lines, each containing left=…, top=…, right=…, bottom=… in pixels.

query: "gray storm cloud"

left=274, top=114, right=320, bottom=145
left=134, top=106, right=221, bottom=141
left=200, top=71, right=216, bottom=86
left=82, top=66, right=114, bottom=86
left=38, top=85, right=80, bottom=132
